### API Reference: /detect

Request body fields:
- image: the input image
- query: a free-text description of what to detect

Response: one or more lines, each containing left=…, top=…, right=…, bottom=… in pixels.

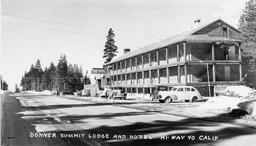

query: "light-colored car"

left=107, top=89, right=127, bottom=100
left=158, top=86, right=202, bottom=103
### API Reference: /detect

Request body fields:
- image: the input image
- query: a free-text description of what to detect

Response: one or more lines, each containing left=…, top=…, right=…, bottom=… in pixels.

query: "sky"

left=1, top=0, right=247, bottom=91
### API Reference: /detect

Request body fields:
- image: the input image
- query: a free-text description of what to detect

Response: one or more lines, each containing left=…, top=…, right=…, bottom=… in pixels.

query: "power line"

left=3, top=20, right=165, bottom=38
left=2, top=14, right=176, bottom=34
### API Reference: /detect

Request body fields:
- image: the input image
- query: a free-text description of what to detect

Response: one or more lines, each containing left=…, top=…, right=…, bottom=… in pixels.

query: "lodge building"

left=102, top=19, right=243, bottom=96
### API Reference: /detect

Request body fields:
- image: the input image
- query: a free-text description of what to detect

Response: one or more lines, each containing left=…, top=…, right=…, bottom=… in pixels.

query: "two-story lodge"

left=102, top=19, right=243, bottom=96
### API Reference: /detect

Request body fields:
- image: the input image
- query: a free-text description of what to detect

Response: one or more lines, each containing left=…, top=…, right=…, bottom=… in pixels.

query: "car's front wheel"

left=191, top=96, right=198, bottom=102
left=164, top=97, right=172, bottom=103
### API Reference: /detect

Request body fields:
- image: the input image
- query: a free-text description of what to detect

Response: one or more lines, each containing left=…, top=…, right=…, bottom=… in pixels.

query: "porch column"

left=130, top=59, right=132, bottom=70
left=212, top=43, right=215, bottom=60
left=184, top=64, right=187, bottom=83
left=141, top=55, right=144, bottom=68
left=120, top=61, right=122, bottom=72
left=116, top=63, right=118, bottom=72
left=156, top=50, right=159, bottom=65
left=178, top=65, right=181, bottom=83
left=177, top=44, right=180, bottom=62
left=149, top=70, right=152, bottom=84
left=239, top=64, right=242, bottom=81
left=116, top=75, right=118, bottom=86
left=213, top=64, right=216, bottom=82
left=135, top=57, right=138, bottom=69
left=125, top=60, right=127, bottom=71
left=142, top=71, right=145, bottom=84
left=157, top=68, right=160, bottom=84
left=238, top=43, right=242, bottom=61
left=167, top=67, right=169, bottom=83
left=125, top=74, right=127, bottom=85
left=149, top=53, right=151, bottom=66
left=136, top=72, right=138, bottom=85
left=130, top=73, right=132, bottom=85
left=166, top=47, right=169, bottom=64
left=183, top=42, right=186, bottom=62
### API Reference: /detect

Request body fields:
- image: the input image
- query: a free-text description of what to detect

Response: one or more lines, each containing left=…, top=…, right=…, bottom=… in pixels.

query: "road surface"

left=1, top=93, right=256, bottom=146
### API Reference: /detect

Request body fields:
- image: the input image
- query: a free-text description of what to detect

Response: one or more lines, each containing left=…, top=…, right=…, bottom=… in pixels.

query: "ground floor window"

left=144, top=87, right=150, bottom=94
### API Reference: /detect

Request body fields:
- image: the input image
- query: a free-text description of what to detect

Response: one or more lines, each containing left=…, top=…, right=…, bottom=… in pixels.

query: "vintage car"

left=61, top=91, right=74, bottom=96
left=157, top=86, right=202, bottom=103
left=107, top=89, right=127, bottom=100
left=150, top=86, right=169, bottom=100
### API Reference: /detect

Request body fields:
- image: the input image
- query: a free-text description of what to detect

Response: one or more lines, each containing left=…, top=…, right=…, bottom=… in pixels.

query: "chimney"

left=124, top=48, right=131, bottom=54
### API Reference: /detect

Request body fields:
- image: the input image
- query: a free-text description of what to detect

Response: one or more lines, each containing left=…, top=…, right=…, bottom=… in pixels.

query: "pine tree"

left=56, top=55, right=68, bottom=92
left=41, top=67, right=49, bottom=90
left=239, top=0, right=256, bottom=42
left=2, top=81, right=8, bottom=90
left=239, top=0, right=256, bottom=87
left=34, top=59, right=44, bottom=91
left=239, top=0, right=256, bottom=67
left=48, top=62, right=57, bottom=90
left=103, top=28, right=118, bottom=63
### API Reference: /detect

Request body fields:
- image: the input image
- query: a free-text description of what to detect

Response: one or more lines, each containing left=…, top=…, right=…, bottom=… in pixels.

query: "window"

left=191, top=88, right=196, bottom=91
left=223, top=27, right=228, bottom=38
left=185, top=88, right=190, bottom=91
left=178, top=88, right=184, bottom=91
left=126, top=74, right=130, bottom=80
left=171, top=87, right=177, bottom=91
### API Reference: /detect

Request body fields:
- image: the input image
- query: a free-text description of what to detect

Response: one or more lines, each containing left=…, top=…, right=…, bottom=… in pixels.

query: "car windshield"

left=171, top=88, right=177, bottom=91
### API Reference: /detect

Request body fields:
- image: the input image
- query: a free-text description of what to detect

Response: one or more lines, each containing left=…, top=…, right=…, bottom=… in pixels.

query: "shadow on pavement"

left=55, top=111, right=256, bottom=146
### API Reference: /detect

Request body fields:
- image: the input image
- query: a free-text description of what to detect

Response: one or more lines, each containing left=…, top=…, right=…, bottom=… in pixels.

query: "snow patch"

left=223, top=86, right=254, bottom=97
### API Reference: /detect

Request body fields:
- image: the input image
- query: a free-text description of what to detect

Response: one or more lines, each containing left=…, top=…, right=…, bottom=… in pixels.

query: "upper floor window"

left=223, top=27, right=228, bottom=38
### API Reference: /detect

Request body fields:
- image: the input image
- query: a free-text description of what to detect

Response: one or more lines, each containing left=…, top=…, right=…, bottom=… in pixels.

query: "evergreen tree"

left=239, top=0, right=256, bottom=87
left=20, top=55, right=85, bottom=92
left=56, top=55, right=68, bottom=92
left=74, top=64, right=84, bottom=91
left=48, top=62, right=57, bottom=90
left=2, top=81, right=8, bottom=90
left=103, top=28, right=118, bottom=63
left=34, top=59, right=44, bottom=91
left=41, top=67, right=49, bottom=90
left=239, top=0, right=256, bottom=67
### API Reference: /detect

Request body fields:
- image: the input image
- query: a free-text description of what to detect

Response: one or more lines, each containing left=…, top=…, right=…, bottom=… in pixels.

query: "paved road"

left=1, top=94, right=98, bottom=146
left=1, top=94, right=256, bottom=146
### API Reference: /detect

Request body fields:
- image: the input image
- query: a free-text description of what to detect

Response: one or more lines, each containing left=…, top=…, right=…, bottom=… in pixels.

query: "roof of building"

left=104, top=19, right=241, bottom=65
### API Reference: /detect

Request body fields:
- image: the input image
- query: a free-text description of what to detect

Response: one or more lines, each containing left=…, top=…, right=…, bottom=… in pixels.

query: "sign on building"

left=91, top=68, right=105, bottom=74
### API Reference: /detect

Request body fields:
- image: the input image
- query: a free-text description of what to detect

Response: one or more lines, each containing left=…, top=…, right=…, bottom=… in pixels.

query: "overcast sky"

left=1, top=0, right=247, bottom=90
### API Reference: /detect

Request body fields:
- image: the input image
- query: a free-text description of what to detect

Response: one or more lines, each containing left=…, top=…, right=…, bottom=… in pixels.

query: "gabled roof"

left=104, top=19, right=241, bottom=65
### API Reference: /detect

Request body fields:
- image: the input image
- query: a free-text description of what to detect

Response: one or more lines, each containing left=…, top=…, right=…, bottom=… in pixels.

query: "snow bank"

left=41, top=90, right=52, bottom=95
left=238, top=100, right=256, bottom=117
left=0, top=90, right=5, bottom=95
left=223, top=86, right=254, bottom=97
left=23, top=90, right=52, bottom=95
left=200, top=96, right=245, bottom=110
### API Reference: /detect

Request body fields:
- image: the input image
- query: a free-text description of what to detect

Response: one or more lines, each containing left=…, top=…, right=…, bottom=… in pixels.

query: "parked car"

left=107, top=89, right=127, bottom=100
left=61, top=91, right=74, bottom=95
left=157, top=86, right=202, bottom=103
left=82, top=89, right=91, bottom=97
left=150, top=86, right=169, bottom=100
